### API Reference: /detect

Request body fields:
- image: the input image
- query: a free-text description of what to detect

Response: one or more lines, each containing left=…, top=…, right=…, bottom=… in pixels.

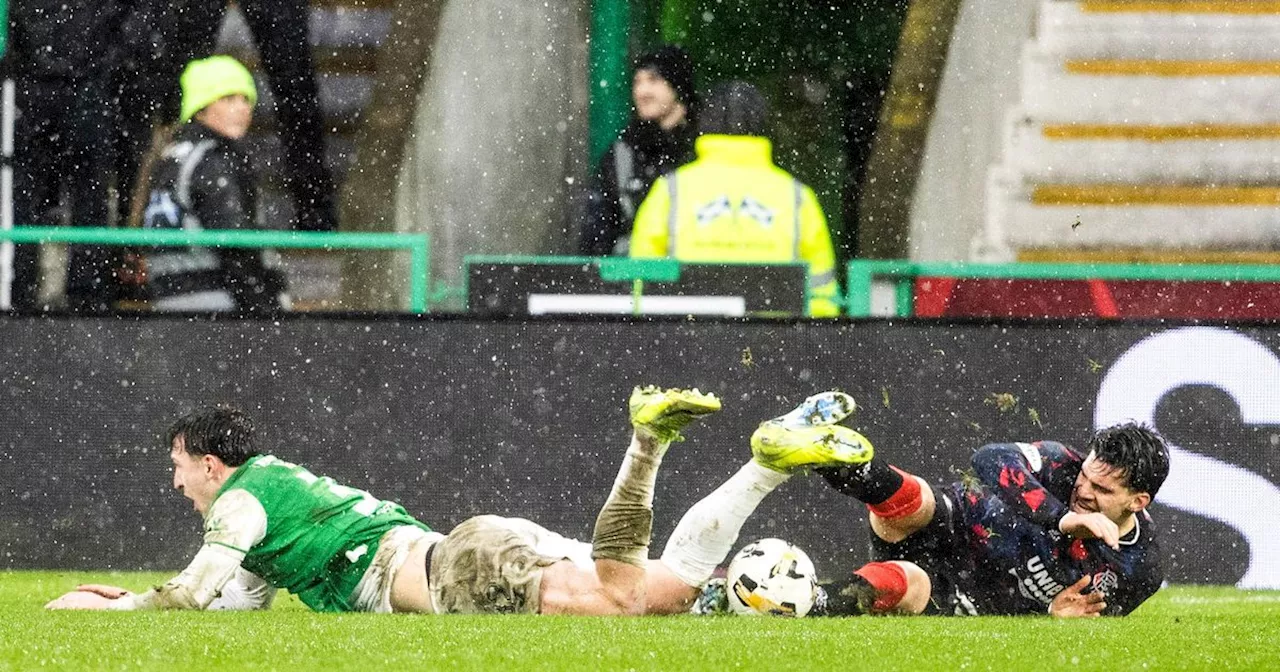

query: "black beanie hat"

left=635, top=45, right=697, bottom=108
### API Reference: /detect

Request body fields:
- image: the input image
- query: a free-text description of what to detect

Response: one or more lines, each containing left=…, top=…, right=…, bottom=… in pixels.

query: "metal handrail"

left=0, top=226, right=431, bottom=313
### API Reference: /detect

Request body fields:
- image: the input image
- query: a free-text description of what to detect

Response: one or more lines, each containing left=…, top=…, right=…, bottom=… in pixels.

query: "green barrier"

left=0, top=0, right=8, bottom=59
left=0, top=226, right=431, bottom=313
left=846, top=259, right=1280, bottom=317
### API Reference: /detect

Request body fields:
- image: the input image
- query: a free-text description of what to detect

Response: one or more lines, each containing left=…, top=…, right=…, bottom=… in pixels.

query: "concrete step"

left=1005, top=115, right=1280, bottom=183
left=989, top=173, right=1280, bottom=247
left=1021, top=45, right=1280, bottom=123
left=1038, top=0, right=1280, bottom=60
left=1016, top=246, right=1280, bottom=264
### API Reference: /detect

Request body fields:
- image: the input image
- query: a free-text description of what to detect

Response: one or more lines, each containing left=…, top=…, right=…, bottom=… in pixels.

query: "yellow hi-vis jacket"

left=629, top=134, right=840, bottom=316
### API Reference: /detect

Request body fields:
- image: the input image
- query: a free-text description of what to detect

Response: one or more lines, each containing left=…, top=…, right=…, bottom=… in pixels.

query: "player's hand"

left=1058, top=511, right=1120, bottom=550
left=45, top=590, right=119, bottom=610
left=75, top=584, right=132, bottom=599
left=1049, top=576, right=1106, bottom=618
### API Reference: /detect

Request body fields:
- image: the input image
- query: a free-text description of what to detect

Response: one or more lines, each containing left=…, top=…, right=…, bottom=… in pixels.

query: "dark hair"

left=1086, top=423, right=1170, bottom=498
left=166, top=407, right=260, bottom=467
left=698, top=81, right=769, bottom=137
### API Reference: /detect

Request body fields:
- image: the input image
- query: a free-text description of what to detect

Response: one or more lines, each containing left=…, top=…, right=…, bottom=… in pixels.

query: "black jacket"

left=142, top=122, right=288, bottom=313
left=7, top=0, right=125, bottom=81
left=579, top=119, right=696, bottom=256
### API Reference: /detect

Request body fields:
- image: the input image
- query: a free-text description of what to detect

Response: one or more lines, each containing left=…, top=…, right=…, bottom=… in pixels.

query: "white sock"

left=660, top=460, right=790, bottom=587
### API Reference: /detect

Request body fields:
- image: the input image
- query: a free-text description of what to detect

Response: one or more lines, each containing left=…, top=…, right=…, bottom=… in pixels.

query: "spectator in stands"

left=6, top=0, right=126, bottom=312
left=629, top=81, right=840, bottom=317
left=139, top=56, right=289, bottom=314
left=116, top=0, right=338, bottom=233
left=579, top=45, right=699, bottom=257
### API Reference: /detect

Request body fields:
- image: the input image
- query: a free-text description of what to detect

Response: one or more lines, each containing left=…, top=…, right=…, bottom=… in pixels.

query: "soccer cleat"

left=813, top=576, right=878, bottom=616
left=771, top=391, right=857, bottom=427
left=629, top=385, right=722, bottom=443
left=750, top=421, right=874, bottom=473
left=691, top=578, right=730, bottom=615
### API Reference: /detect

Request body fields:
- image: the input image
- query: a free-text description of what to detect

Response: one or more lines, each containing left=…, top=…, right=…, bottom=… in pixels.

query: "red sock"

left=867, top=467, right=922, bottom=519
left=854, top=562, right=909, bottom=612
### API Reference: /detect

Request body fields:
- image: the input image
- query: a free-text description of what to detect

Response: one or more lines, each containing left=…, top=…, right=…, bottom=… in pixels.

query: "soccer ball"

left=725, top=538, right=819, bottom=617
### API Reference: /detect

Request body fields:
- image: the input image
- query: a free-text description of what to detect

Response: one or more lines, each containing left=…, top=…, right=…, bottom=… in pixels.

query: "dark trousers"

left=116, top=0, right=337, bottom=231
left=12, top=78, right=118, bottom=311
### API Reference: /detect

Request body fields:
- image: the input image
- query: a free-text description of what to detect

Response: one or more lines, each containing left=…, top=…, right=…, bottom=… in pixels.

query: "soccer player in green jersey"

left=47, top=388, right=871, bottom=615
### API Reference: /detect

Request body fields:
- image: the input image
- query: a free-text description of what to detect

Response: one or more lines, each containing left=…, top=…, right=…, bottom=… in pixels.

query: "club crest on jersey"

left=1093, top=569, right=1119, bottom=596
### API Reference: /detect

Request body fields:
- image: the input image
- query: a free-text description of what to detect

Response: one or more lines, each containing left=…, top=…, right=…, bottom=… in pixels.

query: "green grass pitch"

left=3, top=571, right=1278, bottom=671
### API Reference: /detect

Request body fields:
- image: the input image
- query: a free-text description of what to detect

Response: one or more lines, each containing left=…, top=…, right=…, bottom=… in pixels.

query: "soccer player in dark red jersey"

left=803, top=411, right=1169, bottom=618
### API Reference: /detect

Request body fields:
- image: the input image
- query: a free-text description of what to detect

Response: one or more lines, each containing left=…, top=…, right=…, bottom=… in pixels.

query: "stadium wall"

left=909, top=0, right=1037, bottom=261
left=2, top=315, right=1277, bottom=588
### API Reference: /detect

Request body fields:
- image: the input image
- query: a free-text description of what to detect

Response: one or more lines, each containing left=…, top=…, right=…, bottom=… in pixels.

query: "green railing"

left=847, top=259, right=1280, bottom=317
left=0, top=226, right=431, bottom=313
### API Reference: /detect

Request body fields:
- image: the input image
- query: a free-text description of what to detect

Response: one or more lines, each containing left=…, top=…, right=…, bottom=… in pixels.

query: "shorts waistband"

left=424, top=540, right=440, bottom=585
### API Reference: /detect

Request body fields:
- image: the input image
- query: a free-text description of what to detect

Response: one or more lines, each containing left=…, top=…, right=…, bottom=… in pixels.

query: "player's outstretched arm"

left=971, top=441, right=1082, bottom=528
left=45, top=545, right=251, bottom=611
left=46, top=489, right=269, bottom=611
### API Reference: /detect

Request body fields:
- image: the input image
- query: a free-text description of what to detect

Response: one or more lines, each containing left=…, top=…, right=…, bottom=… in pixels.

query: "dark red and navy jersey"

left=957, top=441, right=1163, bottom=615
left=870, top=441, right=1163, bottom=616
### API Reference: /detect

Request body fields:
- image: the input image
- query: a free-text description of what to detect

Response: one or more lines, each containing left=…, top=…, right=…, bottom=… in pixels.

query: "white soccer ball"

left=725, top=538, right=819, bottom=617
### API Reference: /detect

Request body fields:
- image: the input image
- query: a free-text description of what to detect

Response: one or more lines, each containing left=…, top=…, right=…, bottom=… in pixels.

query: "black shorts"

left=867, top=484, right=983, bottom=616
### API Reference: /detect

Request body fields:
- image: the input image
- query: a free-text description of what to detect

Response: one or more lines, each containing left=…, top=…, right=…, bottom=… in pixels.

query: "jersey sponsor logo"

left=1015, top=442, right=1043, bottom=472
left=1009, top=555, right=1066, bottom=605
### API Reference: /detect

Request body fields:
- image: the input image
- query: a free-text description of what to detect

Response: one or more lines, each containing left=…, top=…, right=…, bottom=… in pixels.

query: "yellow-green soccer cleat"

left=770, top=391, right=857, bottom=427
left=629, top=386, right=722, bottom=442
left=750, top=422, right=874, bottom=473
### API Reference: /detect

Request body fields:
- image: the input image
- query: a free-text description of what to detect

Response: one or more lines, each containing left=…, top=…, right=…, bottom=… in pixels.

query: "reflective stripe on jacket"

left=629, top=134, right=839, bottom=316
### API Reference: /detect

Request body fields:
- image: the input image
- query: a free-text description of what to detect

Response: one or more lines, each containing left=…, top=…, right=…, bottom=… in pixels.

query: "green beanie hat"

left=180, top=56, right=258, bottom=123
